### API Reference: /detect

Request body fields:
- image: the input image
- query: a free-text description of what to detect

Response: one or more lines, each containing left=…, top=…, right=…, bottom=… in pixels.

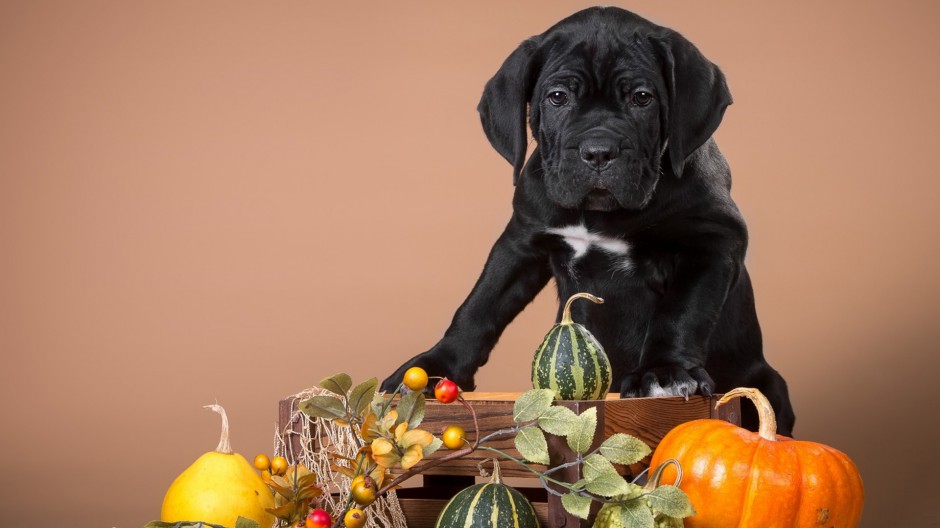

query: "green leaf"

left=298, top=395, right=346, bottom=420
left=561, top=492, right=592, bottom=520
left=370, top=392, right=388, bottom=418
left=648, top=485, right=695, bottom=518
left=537, top=405, right=578, bottom=437
left=585, top=471, right=633, bottom=498
left=620, top=499, right=655, bottom=528
left=423, top=436, right=444, bottom=457
left=599, top=433, right=652, bottom=466
left=348, top=378, right=378, bottom=417
left=319, top=373, right=352, bottom=396
left=514, top=425, right=550, bottom=465
left=566, top=406, right=597, bottom=455
left=395, top=391, right=426, bottom=429
left=234, top=518, right=261, bottom=528
left=582, top=453, right=619, bottom=481
left=513, top=389, right=556, bottom=422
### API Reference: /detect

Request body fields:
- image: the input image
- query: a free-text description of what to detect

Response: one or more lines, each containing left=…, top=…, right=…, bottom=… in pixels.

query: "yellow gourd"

left=161, top=404, right=275, bottom=528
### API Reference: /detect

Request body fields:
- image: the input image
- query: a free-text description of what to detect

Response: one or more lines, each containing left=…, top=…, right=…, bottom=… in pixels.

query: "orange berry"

left=350, top=475, right=377, bottom=506
left=442, top=425, right=467, bottom=450
left=344, top=508, right=367, bottom=528
left=253, top=453, right=271, bottom=471
left=270, top=456, right=288, bottom=476
left=403, top=367, right=429, bottom=391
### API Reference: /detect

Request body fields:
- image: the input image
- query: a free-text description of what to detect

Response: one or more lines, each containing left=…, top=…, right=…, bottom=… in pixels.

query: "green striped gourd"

left=531, top=292, right=612, bottom=400
left=434, top=459, right=540, bottom=528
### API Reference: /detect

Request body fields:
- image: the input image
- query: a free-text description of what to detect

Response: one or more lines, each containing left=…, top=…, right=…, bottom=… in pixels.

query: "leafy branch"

left=474, top=389, right=695, bottom=526
left=298, top=374, right=696, bottom=528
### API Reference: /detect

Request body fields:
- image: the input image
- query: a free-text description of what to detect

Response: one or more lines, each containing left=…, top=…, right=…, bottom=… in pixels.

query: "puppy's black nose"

left=579, top=138, right=620, bottom=170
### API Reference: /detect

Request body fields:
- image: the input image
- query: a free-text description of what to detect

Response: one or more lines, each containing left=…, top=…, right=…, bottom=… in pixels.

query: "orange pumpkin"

left=649, top=387, right=864, bottom=527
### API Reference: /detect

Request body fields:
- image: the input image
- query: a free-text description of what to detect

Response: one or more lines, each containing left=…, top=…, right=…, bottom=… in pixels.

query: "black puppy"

left=381, top=6, right=794, bottom=435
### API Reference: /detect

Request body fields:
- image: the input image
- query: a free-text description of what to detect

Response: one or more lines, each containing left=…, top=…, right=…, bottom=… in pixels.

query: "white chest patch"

left=546, top=224, right=632, bottom=269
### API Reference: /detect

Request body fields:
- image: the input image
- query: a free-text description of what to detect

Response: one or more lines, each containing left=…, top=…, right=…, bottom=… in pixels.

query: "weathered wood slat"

left=400, top=398, right=546, bottom=478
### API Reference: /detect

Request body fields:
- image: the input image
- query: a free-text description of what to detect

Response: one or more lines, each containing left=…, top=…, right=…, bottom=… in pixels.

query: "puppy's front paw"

left=380, top=351, right=476, bottom=395
left=619, top=366, right=714, bottom=399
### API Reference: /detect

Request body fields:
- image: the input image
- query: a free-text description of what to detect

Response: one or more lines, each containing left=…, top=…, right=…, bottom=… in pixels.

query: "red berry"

left=305, top=508, right=332, bottom=528
left=434, top=378, right=459, bottom=404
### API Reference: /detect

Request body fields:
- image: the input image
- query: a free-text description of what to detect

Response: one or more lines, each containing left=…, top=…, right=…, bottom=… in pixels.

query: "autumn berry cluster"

left=288, top=368, right=468, bottom=527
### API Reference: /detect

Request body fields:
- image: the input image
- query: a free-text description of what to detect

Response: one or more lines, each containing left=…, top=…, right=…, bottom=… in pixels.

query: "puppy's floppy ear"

left=478, top=38, right=539, bottom=185
left=653, top=31, right=732, bottom=178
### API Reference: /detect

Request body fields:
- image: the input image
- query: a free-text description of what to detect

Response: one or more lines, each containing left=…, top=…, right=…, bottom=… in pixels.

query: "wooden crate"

left=278, top=392, right=739, bottom=528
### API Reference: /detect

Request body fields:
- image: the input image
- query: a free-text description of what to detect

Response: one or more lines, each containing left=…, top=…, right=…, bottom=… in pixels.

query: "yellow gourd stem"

left=560, top=293, right=604, bottom=325
left=716, top=387, right=777, bottom=442
left=204, top=403, right=233, bottom=454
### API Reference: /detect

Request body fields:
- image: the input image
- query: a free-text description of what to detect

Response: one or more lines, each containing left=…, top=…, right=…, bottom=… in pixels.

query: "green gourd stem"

left=204, top=403, right=233, bottom=454
left=560, top=293, right=604, bottom=325
left=476, top=446, right=574, bottom=489
left=491, top=458, right=503, bottom=485
left=476, top=446, right=650, bottom=506
left=716, top=387, right=777, bottom=442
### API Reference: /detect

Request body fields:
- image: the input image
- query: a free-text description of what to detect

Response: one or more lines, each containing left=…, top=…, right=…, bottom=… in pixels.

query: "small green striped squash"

left=531, top=293, right=612, bottom=400
left=435, top=460, right=539, bottom=528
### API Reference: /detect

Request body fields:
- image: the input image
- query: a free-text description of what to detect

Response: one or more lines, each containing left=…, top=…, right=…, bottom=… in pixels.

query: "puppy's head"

left=478, top=7, right=732, bottom=211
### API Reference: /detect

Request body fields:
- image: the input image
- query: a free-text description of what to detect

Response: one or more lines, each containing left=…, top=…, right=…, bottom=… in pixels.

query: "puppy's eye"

left=631, top=90, right=653, bottom=107
left=547, top=91, right=570, bottom=107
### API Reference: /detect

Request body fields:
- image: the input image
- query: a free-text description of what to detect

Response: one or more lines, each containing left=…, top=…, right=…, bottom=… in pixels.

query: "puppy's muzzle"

left=579, top=137, right=621, bottom=171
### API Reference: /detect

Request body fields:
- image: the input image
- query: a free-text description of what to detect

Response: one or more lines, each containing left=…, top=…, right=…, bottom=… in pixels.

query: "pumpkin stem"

left=644, top=458, right=683, bottom=491
left=204, top=403, right=233, bottom=454
left=716, top=388, right=777, bottom=442
left=561, top=293, right=604, bottom=325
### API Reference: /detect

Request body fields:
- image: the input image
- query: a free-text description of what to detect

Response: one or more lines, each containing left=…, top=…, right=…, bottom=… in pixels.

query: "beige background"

left=2, top=1, right=938, bottom=526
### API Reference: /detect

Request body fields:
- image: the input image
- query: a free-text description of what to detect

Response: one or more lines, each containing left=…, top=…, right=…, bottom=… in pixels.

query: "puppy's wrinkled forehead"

left=537, top=30, right=661, bottom=93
